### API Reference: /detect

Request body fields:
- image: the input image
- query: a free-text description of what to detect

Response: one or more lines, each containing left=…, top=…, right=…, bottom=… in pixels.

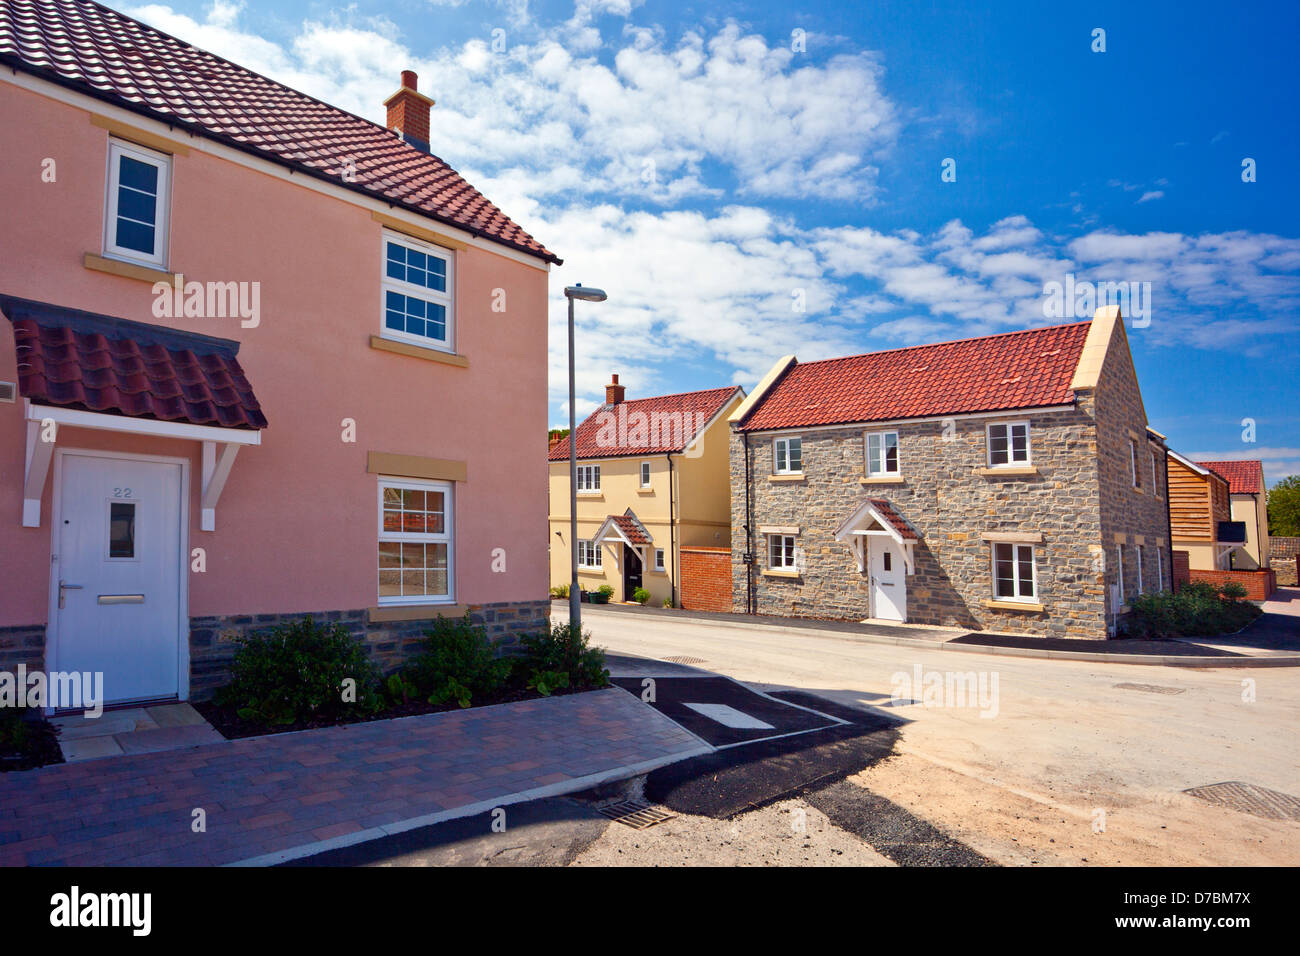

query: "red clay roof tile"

left=737, top=321, right=1092, bottom=431
left=2, top=294, right=267, bottom=430
left=550, top=386, right=741, bottom=461
left=0, top=0, right=558, bottom=263
left=1196, top=460, right=1264, bottom=495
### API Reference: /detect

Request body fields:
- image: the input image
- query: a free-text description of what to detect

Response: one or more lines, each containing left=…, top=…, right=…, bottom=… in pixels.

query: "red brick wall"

left=1186, top=568, right=1277, bottom=601
left=680, top=547, right=733, bottom=613
left=1173, top=550, right=1190, bottom=591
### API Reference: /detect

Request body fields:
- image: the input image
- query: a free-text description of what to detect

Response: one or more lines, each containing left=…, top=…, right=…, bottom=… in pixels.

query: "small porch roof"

left=833, top=497, right=919, bottom=574
left=3, top=295, right=267, bottom=530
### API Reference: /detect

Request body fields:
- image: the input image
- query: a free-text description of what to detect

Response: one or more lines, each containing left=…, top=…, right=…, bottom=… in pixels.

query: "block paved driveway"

left=0, top=688, right=709, bottom=866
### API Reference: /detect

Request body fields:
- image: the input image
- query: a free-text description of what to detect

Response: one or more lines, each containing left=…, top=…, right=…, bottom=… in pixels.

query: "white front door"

left=869, top=536, right=906, bottom=622
left=52, top=453, right=185, bottom=706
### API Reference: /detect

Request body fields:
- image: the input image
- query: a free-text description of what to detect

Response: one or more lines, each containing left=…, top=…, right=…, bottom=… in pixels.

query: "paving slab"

left=0, top=688, right=708, bottom=866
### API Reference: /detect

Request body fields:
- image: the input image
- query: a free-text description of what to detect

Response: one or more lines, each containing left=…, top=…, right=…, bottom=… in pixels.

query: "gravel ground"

left=571, top=796, right=894, bottom=867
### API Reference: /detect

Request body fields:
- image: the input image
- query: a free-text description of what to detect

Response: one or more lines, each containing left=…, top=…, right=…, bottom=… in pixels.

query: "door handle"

left=58, top=580, right=83, bottom=609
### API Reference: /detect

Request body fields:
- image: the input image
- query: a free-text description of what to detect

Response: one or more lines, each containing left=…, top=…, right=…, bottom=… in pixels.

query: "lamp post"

left=564, top=283, right=607, bottom=634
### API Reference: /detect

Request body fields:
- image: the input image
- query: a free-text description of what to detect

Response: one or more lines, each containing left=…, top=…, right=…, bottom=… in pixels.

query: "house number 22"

left=113, top=487, right=133, bottom=498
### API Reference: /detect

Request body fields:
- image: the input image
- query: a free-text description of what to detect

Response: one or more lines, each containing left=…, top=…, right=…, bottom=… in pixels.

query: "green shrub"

left=1219, top=581, right=1248, bottom=603
left=633, top=586, right=650, bottom=605
left=1123, top=586, right=1261, bottom=639
left=589, top=586, right=612, bottom=604
left=518, top=622, right=609, bottom=691
left=404, top=614, right=511, bottom=708
left=598, top=585, right=615, bottom=597
left=662, top=597, right=673, bottom=608
left=0, top=710, right=29, bottom=751
left=549, top=584, right=569, bottom=599
left=216, top=617, right=382, bottom=726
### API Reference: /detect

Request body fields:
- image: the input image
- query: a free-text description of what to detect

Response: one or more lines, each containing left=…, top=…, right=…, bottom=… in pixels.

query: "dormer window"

left=987, top=422, right=1030, bottom=467
left=104, top=139, right=171, bottom=269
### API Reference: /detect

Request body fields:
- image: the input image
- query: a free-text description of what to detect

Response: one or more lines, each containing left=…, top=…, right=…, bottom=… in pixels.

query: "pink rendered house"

left=0, top=0, right=558, bottom=707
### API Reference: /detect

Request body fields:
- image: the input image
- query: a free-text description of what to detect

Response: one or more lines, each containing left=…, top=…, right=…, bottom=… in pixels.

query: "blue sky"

left=127, top=0, right=1300, bottom=482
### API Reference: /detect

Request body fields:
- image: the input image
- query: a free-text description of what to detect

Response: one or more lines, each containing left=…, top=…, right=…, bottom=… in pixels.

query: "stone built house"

left=549, top=375, right=744, bottom=608
left=0, top=0, right=557, bottom=707
left=728, top=307, right=1170, bottom=639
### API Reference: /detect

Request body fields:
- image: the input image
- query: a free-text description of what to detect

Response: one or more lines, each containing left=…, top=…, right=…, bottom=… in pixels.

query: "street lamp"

left=564, top=283, right=607, bottom=635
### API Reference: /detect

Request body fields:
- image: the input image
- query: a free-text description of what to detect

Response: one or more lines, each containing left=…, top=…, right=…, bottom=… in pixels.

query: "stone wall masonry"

left=1089, top=326, right=1174, bottom=618
left=731, top=405, right=1115, bottom=639
left=1270, top=537, right=1300, bottom=586
left=0, top=623, right=46, bottom=682
left=189, top=599, right=550, bottom=701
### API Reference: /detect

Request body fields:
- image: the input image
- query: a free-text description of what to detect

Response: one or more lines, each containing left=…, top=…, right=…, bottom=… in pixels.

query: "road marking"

left=682, top=702, right=775, bottom=730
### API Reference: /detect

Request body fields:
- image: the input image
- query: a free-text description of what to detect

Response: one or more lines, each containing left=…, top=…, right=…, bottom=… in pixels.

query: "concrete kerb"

left=571, top=604, right=1300, bottom=669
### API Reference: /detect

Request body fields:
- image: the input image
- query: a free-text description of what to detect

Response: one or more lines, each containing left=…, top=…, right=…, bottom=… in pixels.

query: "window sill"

left=369, top=335, right=469, bottom=367
left=769, top=474, right=805, bottom=482
left=974, top=466, right=1039, bottom=477
left=981, top=599, right=1045, bottom=613
left=860, top=475, right=904, bottom=484
left=762, top=568, right=801, bottom=579
left=636, top=488, right=655, bottom=495
left=84, top=252, right=181, bottom=286
left=577, top=568, right=605, bottom=575
left=370, top=602, right=465, bottom=622
left=576, top=492, right=605, bottom=500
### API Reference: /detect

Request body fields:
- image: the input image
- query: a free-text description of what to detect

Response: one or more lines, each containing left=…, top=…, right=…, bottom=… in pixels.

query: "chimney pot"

left=606, top=374, right=625, bottom=405
left=401, top=70, right=418, bottom=90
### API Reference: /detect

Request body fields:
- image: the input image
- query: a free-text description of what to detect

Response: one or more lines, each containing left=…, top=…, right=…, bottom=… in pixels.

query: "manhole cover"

left=1184, top=782, right=1300, bottom=822
left=597, top=801, right=677, bottom=830
left=1114, top=682, right=1185, bottom=695
left=664, top=655, right=707, bottom=665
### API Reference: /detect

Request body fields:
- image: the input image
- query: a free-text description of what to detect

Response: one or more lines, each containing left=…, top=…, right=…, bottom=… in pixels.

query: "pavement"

left=0, top=688, right=708, bottom=866
left=559, top=603, right=1300, bottom=866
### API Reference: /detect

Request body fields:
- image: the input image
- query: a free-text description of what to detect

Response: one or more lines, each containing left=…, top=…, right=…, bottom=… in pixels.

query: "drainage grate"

left=1184, top=782, right=1300, bottom=822
left=664, top=655, right=707, bottom=665
left=1114, top=682, right=1185, bottom=695
left=597, top=801, right=677, bottom=830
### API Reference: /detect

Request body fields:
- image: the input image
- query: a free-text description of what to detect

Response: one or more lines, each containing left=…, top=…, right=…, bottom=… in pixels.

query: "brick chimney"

left=384, top=70, right=435, bottom=152
left=606, top=373, right=625, bottom=405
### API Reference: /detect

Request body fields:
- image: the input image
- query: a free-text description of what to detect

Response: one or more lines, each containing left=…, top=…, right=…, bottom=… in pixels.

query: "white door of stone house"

left=49, top=451, right=185, bottom=707
left=869, top=535, right=907, bottom=622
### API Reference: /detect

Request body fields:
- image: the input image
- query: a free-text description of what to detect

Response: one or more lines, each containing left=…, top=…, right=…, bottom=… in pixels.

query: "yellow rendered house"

left=548, top=375, right=745, bottom=605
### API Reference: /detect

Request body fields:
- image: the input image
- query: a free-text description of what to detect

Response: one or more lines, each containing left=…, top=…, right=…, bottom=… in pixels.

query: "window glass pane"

left=379, top=570, right=401, bottom=596
left=115, top=218, right=155, bottom=254
left=118, top=155, right=158, bottom=193
left=117, top=186, right=157, bottom=226
left=1017, top=547, right=1034, bottom=596
left=378, top=542, right=401, bottom=568
left=109, top=502, right=135, bottom=558
left=789, top=439, right=802, bottom=470
left=994, top=543, right=1014, bottom=596
left=1011, top=425, right=1028, bottom=461
left=882, top=552, right=891, bottom=572
left=989, top=426, right=1008, bottom=464
left=775, top=441, right=787, bottom=472
left=884, top=433, right=898, bottom=471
